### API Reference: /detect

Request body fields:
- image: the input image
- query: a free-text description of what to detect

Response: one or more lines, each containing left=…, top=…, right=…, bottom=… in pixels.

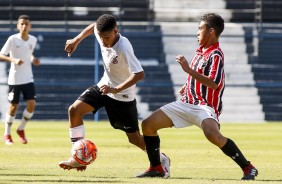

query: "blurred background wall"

left=0, top=0, right=281, bottom=122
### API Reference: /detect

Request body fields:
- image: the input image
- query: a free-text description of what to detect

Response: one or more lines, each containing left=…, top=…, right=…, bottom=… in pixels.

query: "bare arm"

left=64, top=23, right=96, bottom=57
left=176, top=55, right=218, bottom=90
left=31, top=54, right=40, bottom=66
left=100, top=71, right=145, bottom=95
left=0, top=53, right=23, bottom=65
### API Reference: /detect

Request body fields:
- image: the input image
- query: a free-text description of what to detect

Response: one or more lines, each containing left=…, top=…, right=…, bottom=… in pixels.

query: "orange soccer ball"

left=72, top=139, right=98, bottom=165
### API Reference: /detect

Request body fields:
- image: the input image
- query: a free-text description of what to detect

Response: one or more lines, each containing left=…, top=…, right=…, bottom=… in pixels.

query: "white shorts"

left=160, top=100, right=219, bottom=128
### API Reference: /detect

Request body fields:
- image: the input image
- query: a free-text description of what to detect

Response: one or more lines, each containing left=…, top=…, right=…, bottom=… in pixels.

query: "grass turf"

left=0, top=121, right=282, bottom=184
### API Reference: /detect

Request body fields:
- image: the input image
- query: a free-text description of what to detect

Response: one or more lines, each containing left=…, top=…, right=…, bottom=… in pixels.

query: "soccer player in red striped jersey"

left=136, top=13, right=258, bottom=180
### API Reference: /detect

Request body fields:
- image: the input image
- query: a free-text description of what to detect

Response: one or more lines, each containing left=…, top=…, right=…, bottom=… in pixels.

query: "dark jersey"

left=181, top=42, right=225, bottom=118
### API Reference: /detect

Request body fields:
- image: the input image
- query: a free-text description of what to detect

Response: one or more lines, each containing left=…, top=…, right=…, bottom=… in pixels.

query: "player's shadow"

left=0, top=173, right=126, bottom=183
left=2, top=179, right=126, bottom=183
left=171, top=176, right=282, bottom=182
left=0, top=173, right=55, bottom=177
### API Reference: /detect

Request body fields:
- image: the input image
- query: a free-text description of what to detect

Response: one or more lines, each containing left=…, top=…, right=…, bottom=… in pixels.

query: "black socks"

left=221, top=138, right=250, bottom=168
left=144, top=135, right=161, bottom=167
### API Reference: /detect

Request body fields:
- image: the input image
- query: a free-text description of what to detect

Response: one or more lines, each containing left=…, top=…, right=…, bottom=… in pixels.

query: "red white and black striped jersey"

left=181, top=42, right=225, bottom=118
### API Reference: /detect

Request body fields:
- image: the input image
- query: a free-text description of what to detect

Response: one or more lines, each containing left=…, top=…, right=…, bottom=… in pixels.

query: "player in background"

left=59, top=14, right=170, bottom=175
left=0, top=15, right=40, bottom=145
left=136, top=13, right=258, bottom=180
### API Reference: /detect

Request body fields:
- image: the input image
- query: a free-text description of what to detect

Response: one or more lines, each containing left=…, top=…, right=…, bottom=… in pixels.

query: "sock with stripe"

left=69, top=125, right=85, bottom=144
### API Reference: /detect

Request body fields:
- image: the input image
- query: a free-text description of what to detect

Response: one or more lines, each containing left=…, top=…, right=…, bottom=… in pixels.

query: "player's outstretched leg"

left=59, top=157, right=87, bottom=171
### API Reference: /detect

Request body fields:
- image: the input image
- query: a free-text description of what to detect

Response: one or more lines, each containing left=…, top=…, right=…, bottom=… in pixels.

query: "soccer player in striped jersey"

left=136, top=13, right=258, bottom=180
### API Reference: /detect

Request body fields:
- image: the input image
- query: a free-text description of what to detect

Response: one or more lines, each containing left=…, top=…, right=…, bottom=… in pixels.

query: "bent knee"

left=142, top=120, right=159, bottom=136
left=68, top=104, right=75, bottom=114
left=141, top=119, right=151, bottom=133
left=68, top=104, right=81, bottom=117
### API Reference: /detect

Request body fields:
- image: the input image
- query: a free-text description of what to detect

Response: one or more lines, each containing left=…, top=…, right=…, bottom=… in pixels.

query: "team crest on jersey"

left=106, top=48, right=119, bottom=64
left=197, top=59, right=206, bottom=69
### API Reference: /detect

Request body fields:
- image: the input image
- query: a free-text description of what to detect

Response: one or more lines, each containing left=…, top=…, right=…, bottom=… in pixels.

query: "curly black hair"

left=96, top=14, right=117, bottom=32
left=201, top=13, right=224, bottom=37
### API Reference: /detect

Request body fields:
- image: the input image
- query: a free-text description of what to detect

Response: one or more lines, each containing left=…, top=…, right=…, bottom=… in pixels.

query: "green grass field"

left=0, top=121, right=282, bottom=184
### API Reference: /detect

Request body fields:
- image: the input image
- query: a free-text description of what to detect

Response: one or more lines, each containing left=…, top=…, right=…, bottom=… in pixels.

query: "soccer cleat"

left=17, top=129, right=27, bottom=144
left=160, top=153, right=171, bottom=177
left=3, top=135, right=13, bottom=145
left=135, top=164, right=169, bottom=178
left=241, top=163, right=258, bottom=180
left=59, top=157, right=87, bottom=171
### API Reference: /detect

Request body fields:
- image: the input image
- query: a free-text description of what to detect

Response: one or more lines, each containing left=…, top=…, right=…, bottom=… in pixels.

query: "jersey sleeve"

left=0, top=36, right=12, bottom=55
left=208, top=51, right=224, bottom=85
left=30, top=35, right=37, bottom=53
left=33, top=36, right=37, bottom=51
left=122, top=38, right=143, bottom=73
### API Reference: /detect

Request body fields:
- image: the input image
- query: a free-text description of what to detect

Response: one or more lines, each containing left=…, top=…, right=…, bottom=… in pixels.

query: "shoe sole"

left=135, top=172, right=170, bottom=179
left=5, top=141, right=13, bottom=145
left=59, top=163, right=86, bottom=171
left=19, top=139, right=27, bottom=144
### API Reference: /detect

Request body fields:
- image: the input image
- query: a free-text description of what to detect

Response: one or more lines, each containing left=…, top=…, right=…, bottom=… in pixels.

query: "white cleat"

left=160, top=153, right=171, bottom=178
left=59, top=157, right=87, bottom=171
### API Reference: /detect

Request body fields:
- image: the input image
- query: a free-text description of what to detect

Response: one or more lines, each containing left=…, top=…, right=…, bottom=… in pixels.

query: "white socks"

left=69, top=125, right=85, bottom=144
left=18, top=109, right=34, bottom=130
left=4, top=113, right=14, bottom=135
left=4, top=109, right=34, bottom=135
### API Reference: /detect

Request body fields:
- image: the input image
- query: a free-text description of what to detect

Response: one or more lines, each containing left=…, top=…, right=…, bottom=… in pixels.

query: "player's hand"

left=32, top=58, right=40, bottom=66
left=100, top=85, right=118, bottom=95
left=13, top=58, right=24, bottom=65
left=176, top=55, right=190, bottom=73
left=65, top=39, right=78, bottom=57
left=100, top=85, right=114, bottom=95
left=178, top=84, right=186, bottom=96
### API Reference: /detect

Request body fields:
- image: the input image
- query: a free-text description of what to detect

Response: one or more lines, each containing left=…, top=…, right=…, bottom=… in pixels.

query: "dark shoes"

left=136, top=159, right=258, bottom=180
left=241, top=163, right=258, bottom=180
left=135, top=164, right=170, bottom=178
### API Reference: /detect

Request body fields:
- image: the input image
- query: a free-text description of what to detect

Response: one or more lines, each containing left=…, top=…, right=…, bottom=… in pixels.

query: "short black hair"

left=96, top=14, right=117, bottom=32
left=18, top=15, right=30, bottom=21
left=201, top=13, right=224, bottom=37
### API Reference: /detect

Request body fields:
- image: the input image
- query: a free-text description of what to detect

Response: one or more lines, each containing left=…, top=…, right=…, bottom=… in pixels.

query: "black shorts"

left=8, top=83, right=36, bottom=104
left=78, top=85, right=139, bottom=133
